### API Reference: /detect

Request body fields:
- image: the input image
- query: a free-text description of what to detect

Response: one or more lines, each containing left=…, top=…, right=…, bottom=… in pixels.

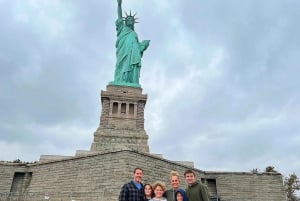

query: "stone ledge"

left=39, top=155, right=73, bottom=163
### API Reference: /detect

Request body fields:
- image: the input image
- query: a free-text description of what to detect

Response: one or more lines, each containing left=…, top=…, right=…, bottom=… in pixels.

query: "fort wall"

left=0, top=151, right=286, bottom=201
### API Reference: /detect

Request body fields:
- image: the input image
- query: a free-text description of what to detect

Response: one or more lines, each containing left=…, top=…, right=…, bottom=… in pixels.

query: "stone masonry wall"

left=0, top=163, right=15, bottom=193
left=0, top=163, right=28, bottom=192
left=99, top=97, right=110, bottom=128
left=205, top=172, right=286, bottom=201
left=27, top=151, right=127, bottom=200
left=91, top=85, right=149, bottom=153
left=0, top=151, right=286, bottom=201
left=2, top=151, right=204, bottom=200
left=136, top=101, right=146, bottom=130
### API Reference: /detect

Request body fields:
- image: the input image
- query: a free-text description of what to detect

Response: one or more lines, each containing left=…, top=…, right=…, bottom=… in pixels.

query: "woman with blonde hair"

left=164, top=171, right=182, bottom=201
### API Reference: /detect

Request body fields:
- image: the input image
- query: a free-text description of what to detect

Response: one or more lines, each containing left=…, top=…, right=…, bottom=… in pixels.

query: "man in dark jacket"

left=184, top=169, right=209, bottom=201
left=119, top=167, right=145, bottom=201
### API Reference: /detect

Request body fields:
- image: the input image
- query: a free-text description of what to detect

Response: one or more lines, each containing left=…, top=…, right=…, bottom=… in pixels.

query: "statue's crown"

left=123, top=11, right=139, bottom=23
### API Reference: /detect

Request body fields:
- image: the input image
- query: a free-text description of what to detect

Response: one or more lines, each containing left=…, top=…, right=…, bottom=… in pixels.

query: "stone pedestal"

left=90, top=85, right=149, bottom=153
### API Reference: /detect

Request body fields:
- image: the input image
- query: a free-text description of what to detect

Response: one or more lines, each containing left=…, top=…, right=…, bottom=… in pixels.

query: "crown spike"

left=123, top=10, right=139, bottom=24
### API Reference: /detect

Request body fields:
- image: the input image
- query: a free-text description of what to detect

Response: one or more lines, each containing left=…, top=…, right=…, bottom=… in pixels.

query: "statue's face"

left=125, top=17, right=134, bottom=27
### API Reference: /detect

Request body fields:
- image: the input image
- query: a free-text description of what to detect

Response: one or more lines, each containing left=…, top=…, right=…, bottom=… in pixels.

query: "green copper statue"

left=109, top=0, right=150, bottom=87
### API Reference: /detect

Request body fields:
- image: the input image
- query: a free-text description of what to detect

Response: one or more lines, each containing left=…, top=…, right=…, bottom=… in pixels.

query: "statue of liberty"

left=110, top=0, right=150, bottom=87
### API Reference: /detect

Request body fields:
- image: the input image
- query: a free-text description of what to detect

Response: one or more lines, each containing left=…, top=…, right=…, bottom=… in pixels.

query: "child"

left=144, top=183, right=154, bottom=201
left=175, top=189, right=188, bottom=201
left=149, top=181, right=167, bottom=201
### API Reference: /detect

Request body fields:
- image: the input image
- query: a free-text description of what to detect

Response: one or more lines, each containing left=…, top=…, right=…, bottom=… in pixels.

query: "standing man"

left=184, top=169, right=209, bottom=201
left=119, top=167, right=145, bottom=201
left=164, top=171, right=183, bottom=201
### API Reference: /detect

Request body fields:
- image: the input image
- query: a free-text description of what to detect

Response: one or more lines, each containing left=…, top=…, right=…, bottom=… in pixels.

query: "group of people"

left=119, top=168, right=210, bottom=201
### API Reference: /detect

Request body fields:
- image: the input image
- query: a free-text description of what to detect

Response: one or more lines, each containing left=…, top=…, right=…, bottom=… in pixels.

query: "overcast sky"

left=1, top=0, right=300, bottom=185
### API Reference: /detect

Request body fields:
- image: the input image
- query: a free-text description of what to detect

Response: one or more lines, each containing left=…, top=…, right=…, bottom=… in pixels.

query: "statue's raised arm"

left=117, top=0, right=122, bottom=19
left=110, top=0, right=150, bottom=88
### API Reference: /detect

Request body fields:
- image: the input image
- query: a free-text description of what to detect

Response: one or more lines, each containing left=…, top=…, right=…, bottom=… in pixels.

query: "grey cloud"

left=0, top=0, right=299, bottom=183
